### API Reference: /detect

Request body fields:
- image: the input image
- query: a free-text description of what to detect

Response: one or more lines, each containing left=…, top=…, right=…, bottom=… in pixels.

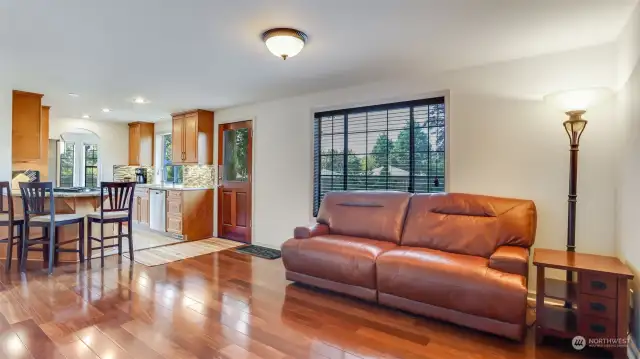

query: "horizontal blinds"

left=313, top=97, right=445, bottom=216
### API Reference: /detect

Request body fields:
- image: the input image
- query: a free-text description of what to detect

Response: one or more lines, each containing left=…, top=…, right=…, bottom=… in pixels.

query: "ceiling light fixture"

left=102, top=108, right=111, bottom=113
left=82, top=114, right=91, bottom=119
left=68, top=93, right=79, bottom=97
left=262, top=28, right=307, bottom=60
left=133, top=96, right=148, bottom=104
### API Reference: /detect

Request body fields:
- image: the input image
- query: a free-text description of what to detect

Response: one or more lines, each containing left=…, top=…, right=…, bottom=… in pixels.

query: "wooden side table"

left=533, top=248, right=633, bottom=359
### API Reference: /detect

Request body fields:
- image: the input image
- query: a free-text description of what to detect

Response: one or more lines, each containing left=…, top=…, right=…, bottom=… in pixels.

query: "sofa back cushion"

left=401, top=193, right=537, bottom=257
left=317, top=191, right=412, bottom=244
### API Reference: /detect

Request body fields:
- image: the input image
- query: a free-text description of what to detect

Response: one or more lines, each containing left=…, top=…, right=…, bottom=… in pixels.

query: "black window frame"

left=313, top=97, right=446, bottom=216
left=84, top=144, right=99, bottom=188
left=162, top=134, right=183, bottom=184
left=59, top=142, right=75, bottom=188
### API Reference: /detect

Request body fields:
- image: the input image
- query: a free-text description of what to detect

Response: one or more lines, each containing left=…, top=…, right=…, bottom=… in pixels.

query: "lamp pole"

left=564, top=110, right=587, bottom=307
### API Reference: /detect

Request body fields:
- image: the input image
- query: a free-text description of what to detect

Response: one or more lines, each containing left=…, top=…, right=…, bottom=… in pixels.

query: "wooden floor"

left=0, top=249, right=614, bottom=359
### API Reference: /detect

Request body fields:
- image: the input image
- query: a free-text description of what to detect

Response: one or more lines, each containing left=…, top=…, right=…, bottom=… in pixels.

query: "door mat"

left=235, top=245, right=281, bottom=260
left=124, top=238, right=242, bottom=266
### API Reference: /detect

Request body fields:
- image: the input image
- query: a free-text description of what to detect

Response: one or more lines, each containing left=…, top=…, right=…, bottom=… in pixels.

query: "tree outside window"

left=59, top=142, right=75, bottom=188
left=163, top=134, right=182, bottom=184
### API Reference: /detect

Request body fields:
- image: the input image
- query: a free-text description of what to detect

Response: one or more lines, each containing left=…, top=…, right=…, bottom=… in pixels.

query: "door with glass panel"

left=217, top=120, right=252, bottom=243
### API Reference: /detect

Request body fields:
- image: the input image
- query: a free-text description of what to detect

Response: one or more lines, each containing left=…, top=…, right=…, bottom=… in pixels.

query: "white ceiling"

left=0, top=0, right=637, bottom=123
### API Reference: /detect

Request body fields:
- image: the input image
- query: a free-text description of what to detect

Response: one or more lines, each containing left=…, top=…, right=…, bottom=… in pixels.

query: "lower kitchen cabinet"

left=165, top=189, right=213, bottom=240
left=133, top=188, right=150, bottom=224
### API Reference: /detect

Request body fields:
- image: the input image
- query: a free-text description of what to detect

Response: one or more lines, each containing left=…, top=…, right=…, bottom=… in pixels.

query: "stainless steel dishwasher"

left=149, top=189, right=166, bottom=232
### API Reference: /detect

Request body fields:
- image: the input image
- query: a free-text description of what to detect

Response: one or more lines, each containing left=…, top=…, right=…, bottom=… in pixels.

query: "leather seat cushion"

left=377, top=247, right=528, bottom=324
left=30, top=214, right=84, bottom=223
left=87, top=211, right=128, bottom=220
left=282, top=235, right=397, bottom=289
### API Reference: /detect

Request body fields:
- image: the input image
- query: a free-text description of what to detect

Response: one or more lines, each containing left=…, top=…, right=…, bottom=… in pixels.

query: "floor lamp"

left=544, top=88, right=612, bottom=287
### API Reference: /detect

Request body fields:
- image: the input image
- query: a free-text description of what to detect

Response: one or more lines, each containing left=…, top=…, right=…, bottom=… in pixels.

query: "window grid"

left=313, top=98, right=445, bottom=216
left=163, top=134, right=183, bottom=184
left=59, top=142, right=75, bottom=188
left=84, top=144, right=98, bottom=188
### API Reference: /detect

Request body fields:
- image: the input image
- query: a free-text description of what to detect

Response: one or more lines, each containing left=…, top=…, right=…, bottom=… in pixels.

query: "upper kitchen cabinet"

left=12, top=90, right=45, bottom=162
left=171, top=110, right=214, bottom=165
left=128, top=122, right=154, bottom=166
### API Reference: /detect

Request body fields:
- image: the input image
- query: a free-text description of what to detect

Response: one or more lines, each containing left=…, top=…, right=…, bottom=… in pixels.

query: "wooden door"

left=217, top=120, right=252, bottom=243
left=128, top=124, right=140, bottom=165
left=166, top=215, right=182, bottom=234
left=183, top=113, right=199, bottom=163
left=172, top=116, right=184, bottom=164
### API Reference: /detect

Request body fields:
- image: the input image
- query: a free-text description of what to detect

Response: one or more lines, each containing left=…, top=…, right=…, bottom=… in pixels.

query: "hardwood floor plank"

left=0, top=246, right=613, bottom=359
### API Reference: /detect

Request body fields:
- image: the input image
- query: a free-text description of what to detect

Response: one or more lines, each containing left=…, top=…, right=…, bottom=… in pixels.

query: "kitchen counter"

left=136, top=184, right=216, bottom=191
left=11, top=190, right=102, bottom=198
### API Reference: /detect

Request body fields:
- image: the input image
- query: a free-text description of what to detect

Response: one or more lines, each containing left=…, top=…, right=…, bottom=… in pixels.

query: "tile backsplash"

left=112, top=164, right=215, bottom=187
left=183, top=165, right=216, bottom=187
left=113, top=165, right=154, bottom=183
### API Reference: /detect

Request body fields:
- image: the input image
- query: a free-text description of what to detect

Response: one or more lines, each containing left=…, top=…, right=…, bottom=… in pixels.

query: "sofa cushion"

left=317, top=191, right=411, bottom=244
left=281, top=235, right=396, bottom=289
left=401, top=193, right=537, bottom=257
left=376, top=247, right=528, bottom=324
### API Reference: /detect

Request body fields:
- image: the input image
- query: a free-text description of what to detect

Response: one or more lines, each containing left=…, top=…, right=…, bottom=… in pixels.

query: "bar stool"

left=0, top=182, right=24, bottom=272
left=19, top=182, right=85, bottom=275
left=86, top=182, right=136, bottom=267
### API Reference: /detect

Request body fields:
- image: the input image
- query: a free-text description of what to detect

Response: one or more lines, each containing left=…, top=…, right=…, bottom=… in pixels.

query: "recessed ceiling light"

left=82, top=114, right=91, bottom=119
left=102, top=108, right=111, bottom=113
left=262, top=28, right=308, bottom=60
left=133, top=96, right=149, bottom=104
left=68, top=93, right=79, bottom=97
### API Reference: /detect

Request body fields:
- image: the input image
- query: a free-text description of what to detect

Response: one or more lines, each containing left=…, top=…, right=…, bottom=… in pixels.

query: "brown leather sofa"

left=282, top=192, right=537, bottom=340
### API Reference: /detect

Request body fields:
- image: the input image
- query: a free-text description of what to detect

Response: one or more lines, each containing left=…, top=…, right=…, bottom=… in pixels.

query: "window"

left=162, top=134, right=183, bottom=184
left=59, top=142, right=75, bottom=188
left=313, top=97, right=446, bottom=215
left=84, top=144, right=98, bottom=188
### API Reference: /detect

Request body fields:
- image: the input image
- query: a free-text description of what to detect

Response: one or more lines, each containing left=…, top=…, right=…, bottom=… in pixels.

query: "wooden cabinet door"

left=140, top=197, right=149, bottom=225
left=129, top=124, right=140, bottom=165
left=12, top=91, right=44, bottom=162
left=132, top=196, right=140, bottom=223
left=166, top=214, right=182, bottom=234
left=183, top=113, right=199, bottom=163
left=172, top=116, right=184, bottom=164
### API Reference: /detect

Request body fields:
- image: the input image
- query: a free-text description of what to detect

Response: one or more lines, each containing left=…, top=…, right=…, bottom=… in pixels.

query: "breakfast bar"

left=0, top=189, right=119, bottom=263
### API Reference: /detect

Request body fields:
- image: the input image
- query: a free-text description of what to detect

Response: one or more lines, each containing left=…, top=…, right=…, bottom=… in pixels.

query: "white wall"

left=49, top=118, right=128, bottom=182
left=215, top=44, right=618, bottom=290
left=615, top=2, right=640, bottom=347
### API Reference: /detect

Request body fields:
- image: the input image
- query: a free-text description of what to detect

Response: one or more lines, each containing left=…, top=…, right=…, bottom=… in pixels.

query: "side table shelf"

left=533, top=248, right=633, bottom=359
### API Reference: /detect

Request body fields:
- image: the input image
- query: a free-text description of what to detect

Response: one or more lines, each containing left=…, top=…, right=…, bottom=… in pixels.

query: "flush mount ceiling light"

left=68, top=93, right=79, bottom=97
left=133, top=96, right=149, bottom=104
left=262, top=28, right=307, bottom=60
left=102, top=108, right=111, bottom=113
left=82, top=114, right=91, bottom=119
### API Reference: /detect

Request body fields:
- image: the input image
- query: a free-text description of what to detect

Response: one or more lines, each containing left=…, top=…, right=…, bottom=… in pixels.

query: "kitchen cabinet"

left=165, top=189, right=213, bottom=240
left=132, top=188, right=150, bottom=224
left=12, top=90, right=45, bottom=162
left=171, top=110, right=214, bottom=165
left=128, top=122, right=154, bottom=166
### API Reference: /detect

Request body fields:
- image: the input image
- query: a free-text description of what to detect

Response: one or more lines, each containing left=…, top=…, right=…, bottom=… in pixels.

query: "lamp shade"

left=262, top=28, right=307, bottom=60
left=544, top=87, right=612, bottom=112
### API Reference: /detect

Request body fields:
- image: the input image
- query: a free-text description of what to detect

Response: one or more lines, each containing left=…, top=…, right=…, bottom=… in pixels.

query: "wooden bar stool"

left=19, top=182, right=85, bottom=275
left=87, top=182, right=136, bottom=267
left=0, top=182, right=24, bottom=272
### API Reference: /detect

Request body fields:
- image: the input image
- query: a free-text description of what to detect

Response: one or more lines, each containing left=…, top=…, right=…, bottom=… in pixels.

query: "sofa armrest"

left=489, top=246, right=529, bottom=276
left=293, top=223, right=329, bottom=239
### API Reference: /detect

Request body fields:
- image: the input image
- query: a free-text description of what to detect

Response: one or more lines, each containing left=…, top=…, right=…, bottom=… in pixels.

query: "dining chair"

left=86, top=182, right=136, bottom=267
left=0, top=182, right=24, bottom=272
left=19, top=182, right=85, bottom=274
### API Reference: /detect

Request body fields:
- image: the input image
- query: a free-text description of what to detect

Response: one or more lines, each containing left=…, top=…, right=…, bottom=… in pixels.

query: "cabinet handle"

left=590, top=324, right=606, bottom=333
left=590, top=280, right=607, bottom=291
left=590, top=302, right=606, bottom=312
